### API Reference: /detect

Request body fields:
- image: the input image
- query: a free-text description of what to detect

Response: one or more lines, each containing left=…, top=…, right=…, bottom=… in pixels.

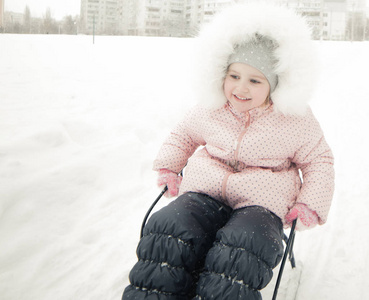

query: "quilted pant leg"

left=195, top=206, right=284, bottom=300
left=123, top=192, right=232, bottom=300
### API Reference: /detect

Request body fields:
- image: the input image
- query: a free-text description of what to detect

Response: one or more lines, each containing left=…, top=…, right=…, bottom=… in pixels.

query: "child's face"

left=223, top=63, right=270, bottom=112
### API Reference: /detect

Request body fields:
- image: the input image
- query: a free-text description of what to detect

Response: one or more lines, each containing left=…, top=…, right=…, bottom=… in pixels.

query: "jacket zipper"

left=233, top=112, right=251, bottom=171
left=221, top=112, right=251, bottom=200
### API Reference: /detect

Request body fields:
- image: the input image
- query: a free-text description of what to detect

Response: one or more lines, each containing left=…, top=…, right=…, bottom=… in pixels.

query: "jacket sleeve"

left=292, top=108, right=335, bottom=225
left=153, top=107, right=206, bottom=174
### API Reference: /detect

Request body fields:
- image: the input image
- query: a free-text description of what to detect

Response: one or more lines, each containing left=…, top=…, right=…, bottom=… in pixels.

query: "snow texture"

left=0, top=34, right=368, bottom=300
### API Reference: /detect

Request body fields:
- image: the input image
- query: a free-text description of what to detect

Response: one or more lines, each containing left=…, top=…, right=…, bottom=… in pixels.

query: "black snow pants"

left=123, top=192, right=284, bottom=300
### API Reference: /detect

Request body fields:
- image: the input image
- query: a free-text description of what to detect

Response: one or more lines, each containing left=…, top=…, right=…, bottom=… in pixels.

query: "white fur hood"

left=193, top=3, right=318, bottom=116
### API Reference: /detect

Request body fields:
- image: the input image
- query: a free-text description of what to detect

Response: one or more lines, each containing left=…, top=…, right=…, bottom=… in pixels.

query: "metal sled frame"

left=272, top=218, right=297, bottom=300
left=140, top=186, right=298, bottom=300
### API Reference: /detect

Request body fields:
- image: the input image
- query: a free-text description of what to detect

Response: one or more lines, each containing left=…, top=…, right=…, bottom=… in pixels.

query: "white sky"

left=4, top=0, right=369, bottom=20
left=4, top=0, right=81, bottom=20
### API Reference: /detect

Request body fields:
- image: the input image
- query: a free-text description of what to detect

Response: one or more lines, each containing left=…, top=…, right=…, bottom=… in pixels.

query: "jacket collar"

left=226, top=101, right=273, bottom=123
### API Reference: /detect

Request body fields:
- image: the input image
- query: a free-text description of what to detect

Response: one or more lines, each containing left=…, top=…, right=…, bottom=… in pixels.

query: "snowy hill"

left=0, top=34, right=368, bottom=300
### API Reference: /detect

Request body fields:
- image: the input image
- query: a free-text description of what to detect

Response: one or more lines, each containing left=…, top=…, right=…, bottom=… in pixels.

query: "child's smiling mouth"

left=234, top=94, right=251, bottom=101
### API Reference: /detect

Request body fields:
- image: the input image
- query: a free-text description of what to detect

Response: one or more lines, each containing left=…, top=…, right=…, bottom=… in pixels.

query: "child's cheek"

left=223, top=80, right=231, bottom=100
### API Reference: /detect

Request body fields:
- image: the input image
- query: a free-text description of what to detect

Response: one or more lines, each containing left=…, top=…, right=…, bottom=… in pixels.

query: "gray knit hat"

left=228, top=34, right=278, bottom=92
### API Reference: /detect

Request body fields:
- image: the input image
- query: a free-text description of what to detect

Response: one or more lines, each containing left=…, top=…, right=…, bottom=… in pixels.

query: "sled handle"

left=140, top=169, right=184, bottom=239
left=140, top=186, right=168, bottom=239
left=272, top=219, right=297, bottom=300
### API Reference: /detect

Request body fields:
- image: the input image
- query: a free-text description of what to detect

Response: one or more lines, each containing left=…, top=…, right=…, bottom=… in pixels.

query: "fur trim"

left=193, top=2, right=318, bottom=116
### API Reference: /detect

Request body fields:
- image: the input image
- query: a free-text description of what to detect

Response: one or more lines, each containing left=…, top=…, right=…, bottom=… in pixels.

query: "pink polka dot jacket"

left=153, top=102, right=334, bottom=227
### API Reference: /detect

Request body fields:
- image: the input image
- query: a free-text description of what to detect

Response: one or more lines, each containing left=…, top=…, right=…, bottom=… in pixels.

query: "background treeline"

left=2, top=6, right=79, bottom=35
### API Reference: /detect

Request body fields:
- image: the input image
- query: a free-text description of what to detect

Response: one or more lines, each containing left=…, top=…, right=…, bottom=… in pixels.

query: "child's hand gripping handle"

left=157, top=169, right=182, bottom=198
left=285, top=203, right=319, bottom=231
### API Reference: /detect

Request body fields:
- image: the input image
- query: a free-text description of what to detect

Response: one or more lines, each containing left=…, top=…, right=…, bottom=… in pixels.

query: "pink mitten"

left=157, top=169, right=182, bottom=198
left=285, top=203, right=319, bottom=231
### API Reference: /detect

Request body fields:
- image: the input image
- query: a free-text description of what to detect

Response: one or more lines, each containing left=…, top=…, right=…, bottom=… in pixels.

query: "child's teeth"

left=235, top=95, right=249, bottom=100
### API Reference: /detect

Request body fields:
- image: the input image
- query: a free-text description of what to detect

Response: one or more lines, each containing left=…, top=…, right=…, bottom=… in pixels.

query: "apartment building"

left=278, top=0, right=365, bottom=40
left=120, top=0, right=140, bottom=35
left=187, top=0, right=234, bottom=32
left=80, top=0, right=123, bottom=34
left=79, top=0, right=239, bottom=36
left=136, top=0, right=180, bottom=36
left=322, top=0, right=347, bottom=40
left=79, top=0, right=367, bottom=40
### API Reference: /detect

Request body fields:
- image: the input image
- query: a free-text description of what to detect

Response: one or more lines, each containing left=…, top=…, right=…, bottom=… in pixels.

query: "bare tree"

left=162, top=16, right=187, bottom=37
left=62, top=15, right=77, bottom=35
left=42, top=7, right=58, bottom=34
left=23, top=6, right=31, bottom=33
left=346, top=11, right=366, bottom=41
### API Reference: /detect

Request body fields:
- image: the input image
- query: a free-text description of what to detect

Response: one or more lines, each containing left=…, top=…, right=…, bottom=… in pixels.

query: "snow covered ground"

left=0, top=34, right=368, bottom=300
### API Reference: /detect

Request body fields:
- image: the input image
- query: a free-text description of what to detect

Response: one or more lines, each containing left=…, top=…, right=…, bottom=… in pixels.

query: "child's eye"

left=230, top=74, right=240, bottom=80
left=250, top=79, right=261, bottom=84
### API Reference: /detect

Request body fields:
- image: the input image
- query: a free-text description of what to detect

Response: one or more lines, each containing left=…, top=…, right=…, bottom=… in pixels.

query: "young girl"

left=123, top=3, right=334, bottom=300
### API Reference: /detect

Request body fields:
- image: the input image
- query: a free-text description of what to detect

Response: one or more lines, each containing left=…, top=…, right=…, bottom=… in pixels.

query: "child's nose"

left=239, top=81, right=250, bottom=92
